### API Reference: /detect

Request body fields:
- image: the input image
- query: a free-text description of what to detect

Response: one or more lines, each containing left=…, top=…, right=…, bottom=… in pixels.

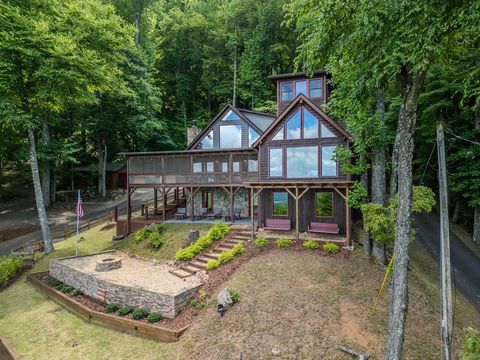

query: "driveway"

left=414, top=212, right=480, bottom=313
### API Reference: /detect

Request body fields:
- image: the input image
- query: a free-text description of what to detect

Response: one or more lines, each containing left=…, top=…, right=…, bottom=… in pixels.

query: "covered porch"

left=246, top=181, right=353, bottom=246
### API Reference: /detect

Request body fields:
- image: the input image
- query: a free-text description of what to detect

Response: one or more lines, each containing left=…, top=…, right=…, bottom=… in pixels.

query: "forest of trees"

left=0, top=1, right=479, bottom=357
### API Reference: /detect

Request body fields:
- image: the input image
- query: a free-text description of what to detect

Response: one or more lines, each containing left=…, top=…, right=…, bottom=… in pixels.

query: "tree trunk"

left=385, top=70, right=425, bottom=360
left=390, top=131, right=400, bottom=198
left=41, top=121, right=51, bottom=207
left=452, top=199, right=461, bottom=224
left=360, top=152, right=372, bottom=257
left=372, top=93, right=387, bottom=264
left=50, top=171, right=56, bottom=204
left=28, top=128, right=54, bottom=254
left=97, top=142, right=107, bottom=198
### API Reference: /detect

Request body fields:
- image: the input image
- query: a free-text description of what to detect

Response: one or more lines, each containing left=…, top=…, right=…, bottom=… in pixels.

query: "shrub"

left=148, top=231, right=166, bottom=248
left=135, top=223, right=165, bottom=242
left=231, top=243, right=245, bottom=256
left=60, top=284, right=75, bottom=293
left=206, top=259, right=220, bottom=270
left=175, top=222, right=229, bottom=261
left=229, top=289, right=240, bottom=303
left=255, top=236, right=268, bottom=247
left=275, top=238, right=293, bottom=248
left=147, top=312, right=162, bottom=323
left=105, top=303, right=119, bottom=313
left=460, top=327, right=480, bottom=360
left=190, top=299, right=206, bottom=309
left=72, top=289, right=82, bottom=296
left=118, top=306, right=133, bottom=316
left=0, top=255, right=24, bottom=286
left=135, top=227, right=147, bottom=242
left=323, top=242, right=340, bottom=254
left=218, top=251, right=234, bottom=263
left=303, top=240, right=319, bottom=250
left=132, top=308, right=148, bottom=320
left=46, top=277, right=63, bottom=288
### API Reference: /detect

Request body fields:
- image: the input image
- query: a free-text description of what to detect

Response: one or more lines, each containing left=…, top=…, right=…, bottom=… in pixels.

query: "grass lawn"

left=0, top=223, right=478, bottom=359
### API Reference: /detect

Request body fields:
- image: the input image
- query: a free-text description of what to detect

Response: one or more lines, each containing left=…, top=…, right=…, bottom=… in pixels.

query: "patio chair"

left=175, top=207, right=186, bottom=219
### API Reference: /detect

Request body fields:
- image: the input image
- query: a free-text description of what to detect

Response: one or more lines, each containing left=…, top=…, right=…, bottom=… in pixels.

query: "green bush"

left=323, top=242, right=340, bottom=254
left=460, top=327, right=480, bottom=360
left=135, top=224, right=165, bottom=242
left=135, top=227, right=147, bottom=242
left=303, top=240, right=319, bottom=249
left=148, top=231, right=166, bottom=248
left=190, top=299, right=206, bottom=309
left=105, top=303, right=119, bottom=313
left=132, top=308, right=148, bottom=320
left=46, top=277, right=63, bottom=288
left=60, top=284, right=75, bottom=293
left=175, top=222, right=229, bottom=261
left=231, top=243, right=245, bottom=256
left=72, top=289, right=82, bottom=296
left=0, top=255, right=24, bottom=286
left=147, top=312, right=162, bottom=323
left=118, top=306, right=133, bottom=316
left=206, top=259, right=220, bottom=270
left=254, top=236, right=268, bottom=247
left=275, top=238, right=293, bottom=248
left=230, top=289, right=240, bottom=303
left=218, top=251, right=234, bottom=263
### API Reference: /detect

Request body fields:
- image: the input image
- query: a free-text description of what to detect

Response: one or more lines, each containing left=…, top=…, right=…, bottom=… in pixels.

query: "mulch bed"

left=33, top=237, right=349, bottom=333
left=0, top=263, right=33, bottom=292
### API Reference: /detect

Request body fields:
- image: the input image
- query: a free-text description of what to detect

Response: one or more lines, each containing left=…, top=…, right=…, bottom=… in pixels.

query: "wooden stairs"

left=169, top=229, right=251, bottom=278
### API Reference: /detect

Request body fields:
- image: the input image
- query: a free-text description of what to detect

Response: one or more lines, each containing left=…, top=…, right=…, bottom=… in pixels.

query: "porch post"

left=250, top=188, right=254, bottom=240
left=162, top=186, right=167, bottom=222
left=153, top=188, right=158, bottom=215
left=230, top=186, right=234, bottom=223
left=346, top=187, right=351, bottom=246
left=175, top=187, right=179, bottom=208
left=127, top=187, right=131, bottom=234
left=191, top=187, right=195, bottom=221
left=295, top=187, right=299, bottom=241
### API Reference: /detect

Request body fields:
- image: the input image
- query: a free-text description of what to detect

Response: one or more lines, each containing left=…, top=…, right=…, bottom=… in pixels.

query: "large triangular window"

left=199, top=130, right=213, bottom=149
left=272, top=127, right=284, bottom=141
left=222, top=109, right=241, bottom=121
left=286, top=110, right=301, bottom=139
left=321, top=124, right=336, bottom=138
left=303, top=109, right=318, bottom=138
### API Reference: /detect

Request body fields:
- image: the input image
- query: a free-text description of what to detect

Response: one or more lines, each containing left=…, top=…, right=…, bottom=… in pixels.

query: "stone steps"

left=168, top=269, right=193, bottom=278
left=204, top=253, right=220, bottom=260
left=195, top=256, right=211, bottom=264
left=224, top=239, right=244, bottom=245
left=179, top=265, right=198, bottom=274
left=188, top=260, right=206, bottom=270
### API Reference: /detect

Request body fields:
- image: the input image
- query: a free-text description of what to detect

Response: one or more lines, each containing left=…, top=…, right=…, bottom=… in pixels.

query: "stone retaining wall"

left=50, top=254, right=199, bottom=319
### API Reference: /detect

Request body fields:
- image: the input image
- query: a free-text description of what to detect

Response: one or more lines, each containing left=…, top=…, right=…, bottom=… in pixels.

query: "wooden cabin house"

left=120, top=71, right=353, bottom=244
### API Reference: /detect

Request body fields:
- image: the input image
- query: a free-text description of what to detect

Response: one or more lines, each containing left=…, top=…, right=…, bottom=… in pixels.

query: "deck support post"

left=295, top=187, right=299, bottom=242
left=153, top=188, right=158, bottom=215
left=230, top=186, right=234, bottom=224
left=162, top=186, right=167, bottom=222
left=127, top=188, right=131, bottom=234
left=191, top=187, right=195, bottom=221
left=346, top=187, right=351, bottom=246
left=250, top=188, right=254, bottom=240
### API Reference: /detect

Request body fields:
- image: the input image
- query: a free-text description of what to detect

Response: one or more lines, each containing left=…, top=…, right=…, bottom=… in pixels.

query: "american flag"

left=76, top=193, right=84, bottom=218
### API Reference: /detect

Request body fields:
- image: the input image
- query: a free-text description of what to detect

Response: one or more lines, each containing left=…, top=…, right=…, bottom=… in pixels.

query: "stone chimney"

left=187, top=120, right=201, bottom=146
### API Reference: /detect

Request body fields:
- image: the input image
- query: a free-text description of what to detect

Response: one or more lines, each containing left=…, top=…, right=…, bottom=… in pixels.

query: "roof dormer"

left=269, top=71, right=327, bottom=116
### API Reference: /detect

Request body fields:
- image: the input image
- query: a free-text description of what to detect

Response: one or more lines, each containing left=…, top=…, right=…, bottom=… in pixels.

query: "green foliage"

left=72, top=289, right=82, bottom=297
left=316, top=192, right=333, bottom=217
left=105, top=303, right=119, bottom=313
left=135, top=228, right=147, bottom=242
left=255, top=236, right=268, bottom=247
left=460, top=327, right=480, bottom=360
left=229, top=289, right=240, bottom=303
left=146, top=312, right=161, bottom=323
left=190, top=299, right=207, bottom=309
left=132, top=308, right=148, bottom=320
left=0, top=255, right=23, bottom=286
left=273, top=203, right=288, bottom=216
left=362, top=186, right=436, bottom=245
left=118, top=306, right=133, bottom=316
left=205, top=242, right=245, bottom=270
left=46, top=277, right=63, bottom=288
left=323, top=242, right=340, bottom=254
left=275, top=238, right=293, bottom=248
left=303, top=240, right=319, bottom=250
left=135, top=224, right=165, bottom=243
left=347, top=182, right=369, bottom=209
left=60, top=284, right=75, bottom=293
left=175, top=222, right=229, bottom=261
left=148, top=232, right=165, bottom=248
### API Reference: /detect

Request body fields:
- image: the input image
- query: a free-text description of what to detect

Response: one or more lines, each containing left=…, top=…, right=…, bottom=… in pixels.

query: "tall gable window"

left=220, top=124, right=242, bottom=148
left=272, top=127, right=284, bottom=141
left=222, top=109, right=241, bottom=121
left=309, top=79, right=322, bottom=98
left=200, top=130, right=213, bottom=149
left=248, top=127, right=260, bottom=146
left=321, top=146, right=337, bottom=176
left=281, top=82, right=293, bottom=101
left=286, top=110, right=301, bottom=139
left=269, top=148, right=283, bottom=177
left=303, top=109, right=318, bottom=138
left=321, top=124, right=336, bottom=138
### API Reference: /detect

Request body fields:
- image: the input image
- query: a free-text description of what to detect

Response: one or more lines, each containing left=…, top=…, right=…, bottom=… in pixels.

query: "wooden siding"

left=258, top=189, right=345, bottom=234
left=259, top=101, right=348, bottom=182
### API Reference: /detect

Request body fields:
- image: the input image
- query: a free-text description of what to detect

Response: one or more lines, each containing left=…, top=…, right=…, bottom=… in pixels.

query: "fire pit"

left=95, top=257, right=122, bottom=272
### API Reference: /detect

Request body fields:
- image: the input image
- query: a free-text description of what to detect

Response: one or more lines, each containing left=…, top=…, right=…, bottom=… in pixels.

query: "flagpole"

left=76, top=189, right=80, bottom=256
